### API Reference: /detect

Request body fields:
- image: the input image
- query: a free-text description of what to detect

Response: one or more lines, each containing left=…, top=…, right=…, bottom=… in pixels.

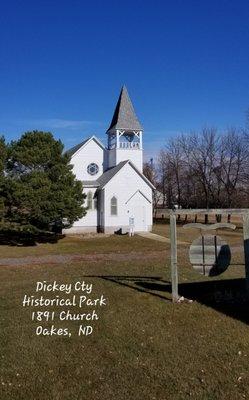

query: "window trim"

left=110, top=196, right=118, bottom=216
left=87, top=191, right=93, bottom=210
left=87, top=163, right=99, bottom=176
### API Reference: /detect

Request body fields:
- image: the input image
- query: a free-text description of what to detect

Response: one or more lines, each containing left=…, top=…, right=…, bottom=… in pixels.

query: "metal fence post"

left=170, top=213, right=179, bottom=302
left=243, top=212, right=249, bottom=294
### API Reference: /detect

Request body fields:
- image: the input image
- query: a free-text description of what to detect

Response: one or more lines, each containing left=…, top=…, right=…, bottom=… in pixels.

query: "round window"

left=87, top=163, right=99, bottom=176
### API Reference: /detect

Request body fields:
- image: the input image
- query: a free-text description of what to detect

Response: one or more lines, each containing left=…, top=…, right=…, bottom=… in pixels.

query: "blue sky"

left=1, top=0, right=249, bottom=160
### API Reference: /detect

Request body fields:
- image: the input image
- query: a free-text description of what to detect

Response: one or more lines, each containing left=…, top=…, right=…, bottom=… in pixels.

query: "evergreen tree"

left=6, top=130, right=86, bottom=232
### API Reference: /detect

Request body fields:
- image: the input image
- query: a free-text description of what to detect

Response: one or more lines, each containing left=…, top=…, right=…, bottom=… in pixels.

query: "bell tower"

left=106, top=86, right=143, bottom=172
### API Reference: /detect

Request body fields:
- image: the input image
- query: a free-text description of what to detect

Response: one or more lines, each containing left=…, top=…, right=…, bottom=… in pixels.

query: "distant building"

left=64, top=86, right=154, bottom=234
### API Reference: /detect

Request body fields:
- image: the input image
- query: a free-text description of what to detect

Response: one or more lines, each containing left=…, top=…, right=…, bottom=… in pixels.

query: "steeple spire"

left=107, top=85, right=143, bottom=132
left=106, top=86, right=143, bottom=172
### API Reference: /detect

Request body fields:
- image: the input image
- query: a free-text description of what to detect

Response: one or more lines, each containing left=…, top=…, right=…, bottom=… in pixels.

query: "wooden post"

left=170, top=214, right=179, bottom=302
left=243, top=212, right=249, bottom=294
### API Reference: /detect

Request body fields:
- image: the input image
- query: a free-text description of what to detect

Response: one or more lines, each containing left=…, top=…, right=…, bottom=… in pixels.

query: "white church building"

left=65, top=86, right=154, bottom=234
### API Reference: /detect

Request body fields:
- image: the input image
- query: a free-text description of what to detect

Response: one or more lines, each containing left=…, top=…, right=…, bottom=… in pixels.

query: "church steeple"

left=107, top=85, right=143, bottom=132
left=106, top=86, right=143, bottom=172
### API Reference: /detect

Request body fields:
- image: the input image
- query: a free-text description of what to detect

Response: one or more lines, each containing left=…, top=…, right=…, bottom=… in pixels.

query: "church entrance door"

left=126, top=190, right=149, bottom=232
left=134, top=205, right=146, bottom=231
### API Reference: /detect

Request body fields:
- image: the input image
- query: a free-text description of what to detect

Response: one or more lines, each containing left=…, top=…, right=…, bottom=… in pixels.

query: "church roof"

left=97, top=161, right=128, bottom=188
left=96, top=160, right=155, bottom=190
left=107, top=86, right=143, bottom=132
left=65, top=136, right=105, bottom=158
left=65, top=138, right=89, bottom=158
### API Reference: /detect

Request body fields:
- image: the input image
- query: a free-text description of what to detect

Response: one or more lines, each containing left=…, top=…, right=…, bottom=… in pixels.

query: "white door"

left=126, top=191, right=149, bottom=232
left=133, top=205, right=146, bottom=231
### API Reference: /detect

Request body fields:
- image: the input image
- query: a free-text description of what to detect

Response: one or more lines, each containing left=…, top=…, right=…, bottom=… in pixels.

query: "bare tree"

left=143, top=159, right=162, bottom=216
left=156, top=127, right=249, bottom=213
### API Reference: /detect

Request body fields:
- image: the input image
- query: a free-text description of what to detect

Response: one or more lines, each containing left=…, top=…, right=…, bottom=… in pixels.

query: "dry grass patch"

left=1, top=225, right=249, bottom=399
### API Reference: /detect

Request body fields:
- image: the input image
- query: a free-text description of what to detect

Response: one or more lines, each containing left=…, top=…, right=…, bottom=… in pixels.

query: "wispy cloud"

left=20, top=118, right=103, bottom=130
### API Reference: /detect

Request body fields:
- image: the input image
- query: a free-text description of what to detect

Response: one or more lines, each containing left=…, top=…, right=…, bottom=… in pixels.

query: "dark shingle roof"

left=107, top=86, right=143, bottom=132
left=95, top=160, right=155, bottom=190
left=65, top=138, right=89, bottom=158
left=80, top=161, right=155, bottom=190
left=65, top=136, right=105, bottom=158
left=97, top=161, right=128, bottom=188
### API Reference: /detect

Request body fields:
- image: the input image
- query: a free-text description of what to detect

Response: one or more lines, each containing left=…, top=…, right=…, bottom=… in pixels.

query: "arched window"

left=87, top=191, right=93, bottom=210
left=111, top=196, right=117, bottom=216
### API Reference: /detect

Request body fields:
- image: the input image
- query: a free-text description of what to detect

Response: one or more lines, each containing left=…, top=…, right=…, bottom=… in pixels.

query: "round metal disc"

left=189, top=234, right=231, bottom=277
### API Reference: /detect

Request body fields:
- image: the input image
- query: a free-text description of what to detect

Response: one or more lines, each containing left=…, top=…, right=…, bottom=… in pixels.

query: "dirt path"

left=0, top=243, right=243, bottom=267
left=0, top=250, right=168, bottom=267
left=138, top=232, right=189, bottom=244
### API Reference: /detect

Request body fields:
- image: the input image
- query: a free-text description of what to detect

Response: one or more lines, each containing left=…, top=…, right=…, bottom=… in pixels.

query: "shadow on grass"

left=176, top=278, right=249, bottom=325
left=0, top=231, right=65, bottom=246
left=85, top=274, right=249, bottom=325
left=84, top=275, right=172, bottom=302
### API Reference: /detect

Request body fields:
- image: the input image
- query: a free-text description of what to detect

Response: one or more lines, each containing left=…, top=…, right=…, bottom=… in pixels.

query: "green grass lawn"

left=0, top=234, right=166, bottom=258
left=1, top=226, right=249, bottom=400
